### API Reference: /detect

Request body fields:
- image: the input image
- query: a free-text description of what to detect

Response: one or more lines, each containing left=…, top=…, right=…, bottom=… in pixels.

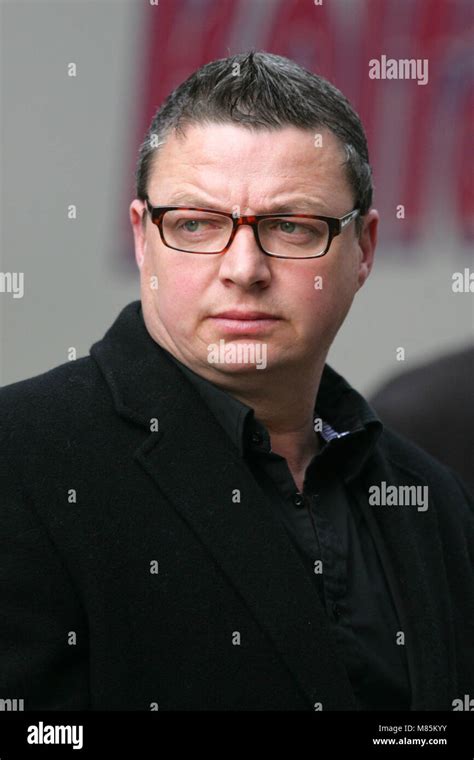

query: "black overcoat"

left=1, top=301, right=473, bottom=710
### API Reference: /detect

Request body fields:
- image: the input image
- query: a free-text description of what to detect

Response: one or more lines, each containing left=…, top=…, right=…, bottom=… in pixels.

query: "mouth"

left=209, top=311, right=281, bottom=335
left=212, top=310, right=280, bottom=320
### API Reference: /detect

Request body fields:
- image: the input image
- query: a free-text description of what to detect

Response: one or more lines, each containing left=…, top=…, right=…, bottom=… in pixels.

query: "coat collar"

left=162, top=340, right=384, bottom=481
left=90, top=300, right=455, bottom=710
left=91, top=300, right=383, bottom=481
left=90, top=300, right=186, bottom=430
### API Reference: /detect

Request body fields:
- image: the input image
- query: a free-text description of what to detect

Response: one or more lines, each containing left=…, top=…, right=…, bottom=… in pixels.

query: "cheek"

left=294, top=258, right=356, bottom=326
left=154, top=253, right=209, bottom=321
left=286, top=263, right=339, bottom=311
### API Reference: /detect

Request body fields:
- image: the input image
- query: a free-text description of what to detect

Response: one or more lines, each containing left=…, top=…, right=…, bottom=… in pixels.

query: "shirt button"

left=332, top=603, right=342, bottom=621
left=293, top=492, right=305, bottom=508
left=251, top=431, right=263, bottom=445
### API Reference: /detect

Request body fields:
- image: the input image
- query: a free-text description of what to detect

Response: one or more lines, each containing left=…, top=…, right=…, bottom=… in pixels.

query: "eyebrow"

left=164, top=193, right=331, bottom=215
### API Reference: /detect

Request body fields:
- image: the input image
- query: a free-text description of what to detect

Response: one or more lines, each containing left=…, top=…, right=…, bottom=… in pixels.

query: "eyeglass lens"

left=160, top=209, right=330, bottom=256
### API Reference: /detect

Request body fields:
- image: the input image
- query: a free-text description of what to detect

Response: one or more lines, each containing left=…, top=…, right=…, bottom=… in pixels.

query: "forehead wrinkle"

left=155, top=164, right=347, bottom=213
left=159, top=186, right=339, bottom=216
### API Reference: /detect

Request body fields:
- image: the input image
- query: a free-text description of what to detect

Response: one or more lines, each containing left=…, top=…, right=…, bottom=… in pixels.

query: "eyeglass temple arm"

left=340, top=209, right=360, bottom=228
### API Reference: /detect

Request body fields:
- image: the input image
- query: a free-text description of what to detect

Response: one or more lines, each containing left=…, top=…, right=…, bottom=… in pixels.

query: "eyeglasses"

left=144, top=196, right=360, bottom=259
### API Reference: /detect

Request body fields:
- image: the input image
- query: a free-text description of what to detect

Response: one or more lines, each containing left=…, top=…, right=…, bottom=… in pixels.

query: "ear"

left=356, top=208, right=379, bottom=290
left=129, top=199, right=148, bottom=268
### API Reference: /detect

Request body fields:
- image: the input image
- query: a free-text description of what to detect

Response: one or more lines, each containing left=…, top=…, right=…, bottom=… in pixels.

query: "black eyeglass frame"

left=144, top=196, right=360, bottom=259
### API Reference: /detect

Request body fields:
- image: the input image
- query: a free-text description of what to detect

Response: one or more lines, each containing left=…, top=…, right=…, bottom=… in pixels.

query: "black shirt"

left=163, top=349, right=411, bottom=710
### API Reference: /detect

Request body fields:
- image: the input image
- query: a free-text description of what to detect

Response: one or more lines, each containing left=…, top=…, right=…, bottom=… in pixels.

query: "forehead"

left=148, top=123, right=352, bottom=213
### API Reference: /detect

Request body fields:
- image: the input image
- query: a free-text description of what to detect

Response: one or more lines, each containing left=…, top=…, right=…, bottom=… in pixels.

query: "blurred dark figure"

left=370, top=346, right=474, bottom=495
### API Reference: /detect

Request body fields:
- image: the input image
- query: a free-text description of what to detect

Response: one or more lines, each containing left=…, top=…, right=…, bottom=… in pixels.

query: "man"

left=1, top=52, right=473, bottom=712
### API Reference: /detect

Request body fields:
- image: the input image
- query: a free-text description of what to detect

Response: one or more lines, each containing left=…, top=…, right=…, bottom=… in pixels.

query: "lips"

left=208, top=311, right=281, bottom=335
left=212, top=311, right=280, bottom=320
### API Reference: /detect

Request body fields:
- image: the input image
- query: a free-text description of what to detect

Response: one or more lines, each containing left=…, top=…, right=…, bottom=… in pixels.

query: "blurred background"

left=1, top=0, right=473, bottom=400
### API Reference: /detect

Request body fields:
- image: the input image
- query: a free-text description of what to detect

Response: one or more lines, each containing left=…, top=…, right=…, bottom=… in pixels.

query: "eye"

left=180, top=220, right=203, bottom=233
left=279, top=221, right=298, bottom=234
left=266, top=219, right=325, bottom=237
left=172, top=215, right=227, bottom=233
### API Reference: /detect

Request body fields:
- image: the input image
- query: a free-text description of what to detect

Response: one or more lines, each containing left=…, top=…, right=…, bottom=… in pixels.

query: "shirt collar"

left=162, top=347, right=383, bottom=482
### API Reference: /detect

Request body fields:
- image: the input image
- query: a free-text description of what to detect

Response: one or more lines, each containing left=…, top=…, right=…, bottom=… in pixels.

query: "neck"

left=216, top=360, right=326, bottom=473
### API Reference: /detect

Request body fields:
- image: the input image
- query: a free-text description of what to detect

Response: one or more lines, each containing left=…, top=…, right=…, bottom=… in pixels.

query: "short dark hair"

left=136, top=51, right=373, bottom=235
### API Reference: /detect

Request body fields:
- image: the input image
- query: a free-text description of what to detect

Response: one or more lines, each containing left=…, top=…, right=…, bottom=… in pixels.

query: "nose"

left=217, top=223, right=272, bottom=289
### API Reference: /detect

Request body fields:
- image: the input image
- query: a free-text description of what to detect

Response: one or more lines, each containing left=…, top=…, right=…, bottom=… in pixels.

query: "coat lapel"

left=91, top=301, right=357, bottom=709
left=136, top=376, right=360, bottom=710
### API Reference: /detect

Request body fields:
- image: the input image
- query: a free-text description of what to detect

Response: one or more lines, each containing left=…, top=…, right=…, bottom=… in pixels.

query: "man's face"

left=130, top=123, right=377, bottom=386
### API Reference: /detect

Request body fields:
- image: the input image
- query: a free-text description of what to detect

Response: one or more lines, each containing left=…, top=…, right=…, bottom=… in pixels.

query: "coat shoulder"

left=377, top=424, right=474, bottom=515
left=0, top=356, right=110, bottom=445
